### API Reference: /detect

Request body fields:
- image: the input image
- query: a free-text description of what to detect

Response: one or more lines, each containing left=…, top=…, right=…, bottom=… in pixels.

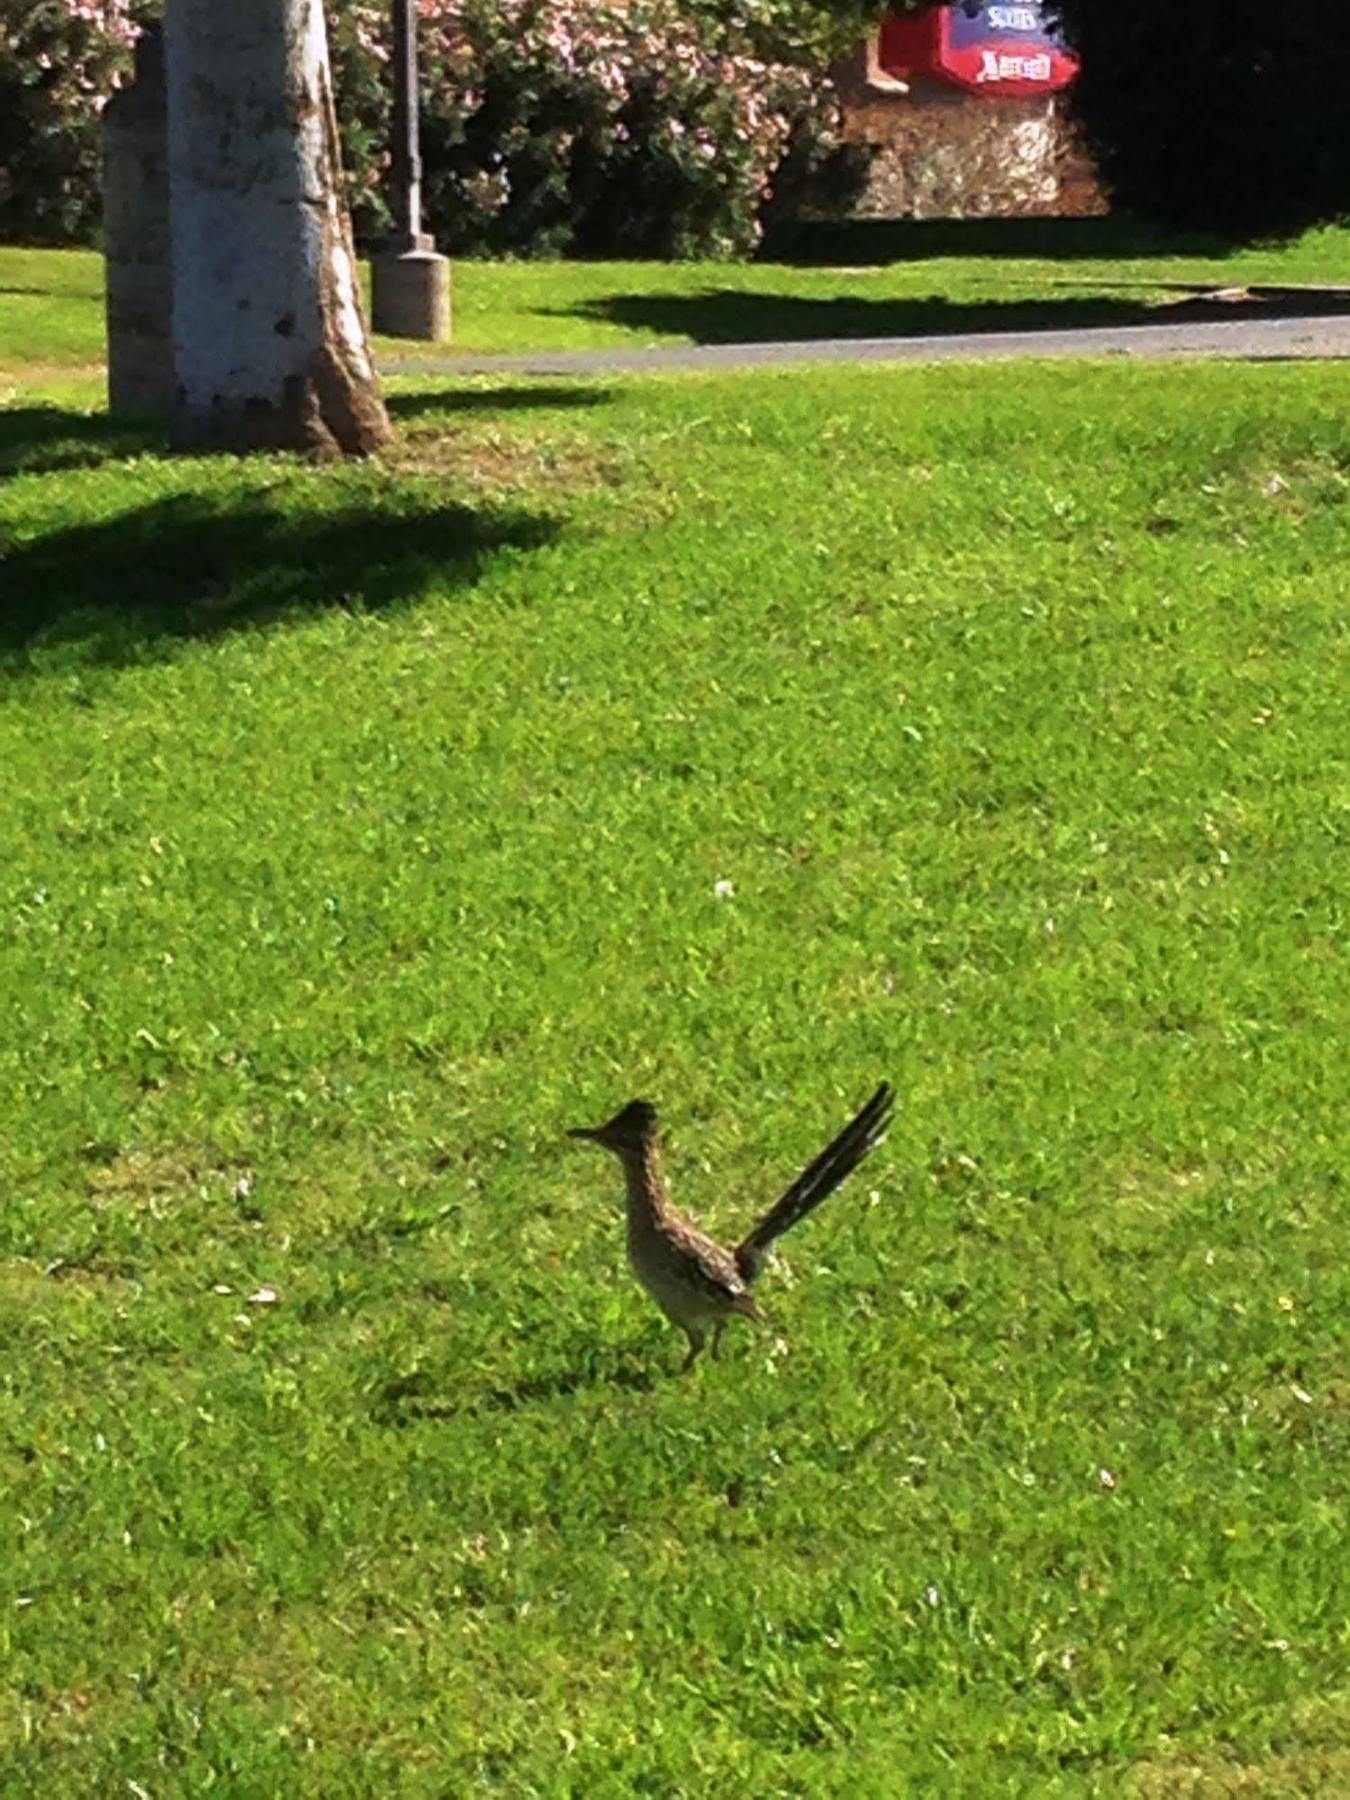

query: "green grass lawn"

left=2, top=218, right=1348, bottom=379
left=2, top=294, right=1349, bottom=1788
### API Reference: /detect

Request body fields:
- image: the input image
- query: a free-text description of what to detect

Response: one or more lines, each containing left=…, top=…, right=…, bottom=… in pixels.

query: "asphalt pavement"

left=381, top=310, right=1350, bottom=381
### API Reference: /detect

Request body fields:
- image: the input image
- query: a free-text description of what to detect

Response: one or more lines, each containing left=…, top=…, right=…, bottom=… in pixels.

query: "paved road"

left=381, top=310, right=1350, bottom=380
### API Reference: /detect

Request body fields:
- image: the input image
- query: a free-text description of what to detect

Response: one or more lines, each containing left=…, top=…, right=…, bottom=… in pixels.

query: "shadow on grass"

left=759, top=214, right=1247, bottom=267
left=549, top=288, right=1139, bottom=346
left=0, top=487, right=560, bottom=677
left=372, top=1353, right=658, bottom=1423
left=0, top=404, right=162, bottom=478
left=2, top=390, right=613, bottom=476
left=385, top=383, right=613, bottom=420
left=549, top=285, right=1348, bottom=349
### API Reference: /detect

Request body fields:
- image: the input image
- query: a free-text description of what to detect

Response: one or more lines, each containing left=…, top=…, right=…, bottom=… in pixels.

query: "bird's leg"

left=710, top=1321, right=725, bottom=1361
left=679, top=1326, right=706, bottom=1374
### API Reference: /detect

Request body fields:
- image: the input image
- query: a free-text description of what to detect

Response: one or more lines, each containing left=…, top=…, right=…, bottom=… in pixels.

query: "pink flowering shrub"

left=401, top=0, right=866, bottom=256
left=1, top=0, right=868, bottom=256
left=0, top=0, right=144, bottom=241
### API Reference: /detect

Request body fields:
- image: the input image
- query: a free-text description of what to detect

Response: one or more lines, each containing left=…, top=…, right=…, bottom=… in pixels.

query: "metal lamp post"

left=372, top=0, right=451, bottom=340
left=390, top=0, right=423, bottom=249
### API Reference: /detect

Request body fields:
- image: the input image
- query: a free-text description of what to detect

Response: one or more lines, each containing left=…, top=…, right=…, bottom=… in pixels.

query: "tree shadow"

left=385, top=382, right=614, bottom=421
left=0, top=404, right=162, bottom=479
left=0, top=487, right=560, bottom=678
left=1, top=387, right=616, bottom=477
left=759, top=214, right=1251, bottom=266
left=549, top=284, right=1350, bottom=349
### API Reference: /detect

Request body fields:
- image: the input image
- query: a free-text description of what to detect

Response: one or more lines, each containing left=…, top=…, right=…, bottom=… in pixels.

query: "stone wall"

left=832, top=43, right=1104, bottom=220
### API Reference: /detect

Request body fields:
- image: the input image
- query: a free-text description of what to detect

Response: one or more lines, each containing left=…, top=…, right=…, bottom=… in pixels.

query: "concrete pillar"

left=371, top=234, right=452, bottom=341
left=103, top=24, right=172, bottom=417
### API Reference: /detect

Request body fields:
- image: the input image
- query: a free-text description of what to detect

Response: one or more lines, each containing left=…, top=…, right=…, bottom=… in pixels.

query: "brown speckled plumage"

left=569, top=1084, right=893, bottom=1371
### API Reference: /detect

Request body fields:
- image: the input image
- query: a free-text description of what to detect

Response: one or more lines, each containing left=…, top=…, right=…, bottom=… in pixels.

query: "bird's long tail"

left=734, top=1082, right=894, bottom=1283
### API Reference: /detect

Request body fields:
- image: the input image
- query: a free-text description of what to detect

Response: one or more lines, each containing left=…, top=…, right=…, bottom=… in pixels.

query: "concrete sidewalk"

left=381, top=310, right=1350, bottom=381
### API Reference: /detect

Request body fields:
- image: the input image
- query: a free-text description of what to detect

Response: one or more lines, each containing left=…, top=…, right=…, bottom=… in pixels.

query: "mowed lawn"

left=2, top=218, right=1349, bottom=376
left=2, top=309, right=1349, bottom=1788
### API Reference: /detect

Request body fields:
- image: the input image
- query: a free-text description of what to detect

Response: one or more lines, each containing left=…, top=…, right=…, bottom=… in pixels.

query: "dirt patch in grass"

left=1132, top=1745, right=1350, bottom=1796
left=84, top=1147, right=252, bottom=1217
left=386, top=423, right=624, bottom=497
left=0, top=362, right=105, bottom=389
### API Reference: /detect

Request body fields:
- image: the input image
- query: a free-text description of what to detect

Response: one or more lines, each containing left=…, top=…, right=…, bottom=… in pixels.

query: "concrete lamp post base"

left=371, top=236, right=452, bottom=341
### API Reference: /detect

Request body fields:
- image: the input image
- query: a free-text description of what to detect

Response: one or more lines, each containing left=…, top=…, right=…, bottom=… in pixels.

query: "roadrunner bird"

left=568, top=1083, right=894, bottom=1370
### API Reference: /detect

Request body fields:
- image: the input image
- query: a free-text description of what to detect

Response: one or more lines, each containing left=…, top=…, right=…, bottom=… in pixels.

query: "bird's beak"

left=567, top=1125, right=602, bottom=1142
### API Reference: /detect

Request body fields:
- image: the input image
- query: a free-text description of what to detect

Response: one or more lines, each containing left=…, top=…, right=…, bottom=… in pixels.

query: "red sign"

left=878, top=3, right=1079, bottom=98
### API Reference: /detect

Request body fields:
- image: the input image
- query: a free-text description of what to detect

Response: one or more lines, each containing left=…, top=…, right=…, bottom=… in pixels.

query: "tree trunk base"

left=170, top=349, right=392, bottom=459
